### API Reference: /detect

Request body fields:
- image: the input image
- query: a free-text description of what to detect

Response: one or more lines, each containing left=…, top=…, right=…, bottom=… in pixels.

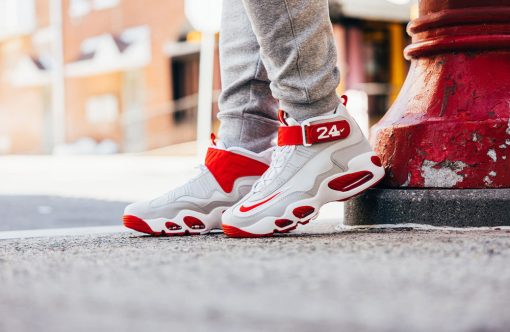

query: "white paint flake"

left=487, top=149, right=497, bottom=162
left=401, top=173, right=411, bottom=187
left=420, top=160, right=466, bottom=188
left=483, top=176, right=493, bottom=185
left=499, top=144, right=507, bottom=149
left=506, top=139, right=510, bottom=145
left=489, top=171, right=497, bottom=177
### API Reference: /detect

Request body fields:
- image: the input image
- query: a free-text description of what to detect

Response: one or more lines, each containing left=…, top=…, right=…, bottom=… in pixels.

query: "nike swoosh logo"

left=239, top=192, right=280, bottom=213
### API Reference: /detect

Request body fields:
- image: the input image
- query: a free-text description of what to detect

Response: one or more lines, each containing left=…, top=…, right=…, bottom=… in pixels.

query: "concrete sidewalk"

left=1, top=224, right=509, bottom=332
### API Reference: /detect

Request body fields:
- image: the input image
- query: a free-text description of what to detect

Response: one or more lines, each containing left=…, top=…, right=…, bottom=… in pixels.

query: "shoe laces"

left=252, top=145, right=294, bottom=193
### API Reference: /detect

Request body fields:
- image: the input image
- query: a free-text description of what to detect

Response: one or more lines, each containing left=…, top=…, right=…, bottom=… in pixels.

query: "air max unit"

left=123, top=139, right=271, bottom=236
left=222, top=101, right=385, bottom=237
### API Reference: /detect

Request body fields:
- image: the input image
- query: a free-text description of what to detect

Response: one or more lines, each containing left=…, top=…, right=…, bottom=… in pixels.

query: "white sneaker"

left=222, top=102, right=385, bottom=237
left=123, top=140, right=271, bottom=236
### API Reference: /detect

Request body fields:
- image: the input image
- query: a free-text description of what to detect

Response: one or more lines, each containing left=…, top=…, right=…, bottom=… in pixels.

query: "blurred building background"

left=0, top=0, right=416, bottom=155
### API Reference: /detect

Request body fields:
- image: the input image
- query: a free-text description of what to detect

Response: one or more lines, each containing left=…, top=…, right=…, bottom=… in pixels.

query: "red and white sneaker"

left=222, top=102, right=385, bottom=237
left=123, top=139, right=271, bottom=236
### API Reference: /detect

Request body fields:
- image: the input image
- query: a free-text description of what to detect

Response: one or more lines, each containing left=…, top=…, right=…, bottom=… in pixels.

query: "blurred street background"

left=2, top=2, right=510, bottom=332
left=1, top=0, right=415, bottom=155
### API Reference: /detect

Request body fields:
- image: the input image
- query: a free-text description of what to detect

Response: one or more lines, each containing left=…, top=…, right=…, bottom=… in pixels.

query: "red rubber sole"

left=222, top=219, right=311, bottom=238
left=222, top=224, right=272, bottom=238
left=123, top=215, right=201, bottom=236
left=123, top=215, right=153, bottom=234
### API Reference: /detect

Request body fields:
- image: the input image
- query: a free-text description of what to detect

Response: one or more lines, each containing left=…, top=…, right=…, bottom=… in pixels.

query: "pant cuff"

left=280, top=90, right=339, bottom=122
left=218, top=114, right=279, bottom=153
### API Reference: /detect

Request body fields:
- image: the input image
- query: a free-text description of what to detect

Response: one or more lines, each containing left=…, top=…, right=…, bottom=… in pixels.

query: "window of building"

left=69, top=0, right=92, bottom=17
left=341, top=19, right=410, bottom=125
left=69, top=0, right=120, bottom=18
left=0, top=0, right=36, bottom=40
left=170, top=52, right=200, bottom=125
left=86, top=94, right=119, bottom=123
left=32, top=27, right=54, bottom=70
left=92, top=0, right=120, bottom=10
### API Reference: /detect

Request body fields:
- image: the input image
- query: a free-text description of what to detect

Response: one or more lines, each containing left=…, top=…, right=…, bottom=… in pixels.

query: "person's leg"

left=222, top=0, right=385, bottom=237
left=122, top=0, right=281, bottom=235
left=239, top=0, right=340, bottom=122
left=218, top=0, right=279, bottom=153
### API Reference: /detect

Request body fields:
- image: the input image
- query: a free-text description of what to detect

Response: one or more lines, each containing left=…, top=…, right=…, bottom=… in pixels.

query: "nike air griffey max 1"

left=222, top=101, right=385, bottom=237
left=123, top=139, right=271, bottom=236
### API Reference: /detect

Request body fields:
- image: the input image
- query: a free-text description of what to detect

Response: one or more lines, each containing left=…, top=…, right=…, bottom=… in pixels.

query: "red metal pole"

left=372, top=0, right=510, bottom=188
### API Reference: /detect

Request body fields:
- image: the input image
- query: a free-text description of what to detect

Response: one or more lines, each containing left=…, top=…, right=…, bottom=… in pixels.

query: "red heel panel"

left=205, top=148, right=269, bottom=193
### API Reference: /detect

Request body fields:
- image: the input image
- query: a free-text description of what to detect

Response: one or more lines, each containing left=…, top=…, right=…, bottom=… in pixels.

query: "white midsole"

left=233, top=152, right=385, bottom=235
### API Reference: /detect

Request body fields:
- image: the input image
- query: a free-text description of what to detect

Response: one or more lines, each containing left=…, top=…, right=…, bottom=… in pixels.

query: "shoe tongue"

left=284, top=117, right=300, bottom=126
left=278, top=109, right=300, bottom=126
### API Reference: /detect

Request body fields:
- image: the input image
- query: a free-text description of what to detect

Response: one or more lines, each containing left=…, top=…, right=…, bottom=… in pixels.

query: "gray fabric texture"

left=218, top=0, right=340, bottom=152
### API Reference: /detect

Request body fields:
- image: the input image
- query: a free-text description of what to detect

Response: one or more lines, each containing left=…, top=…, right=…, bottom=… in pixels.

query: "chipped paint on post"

left=487, top=149, right=497, bottom=162
left=401, top=173, right=411, bottom=187
left=420, top=160, right=466, bottom=188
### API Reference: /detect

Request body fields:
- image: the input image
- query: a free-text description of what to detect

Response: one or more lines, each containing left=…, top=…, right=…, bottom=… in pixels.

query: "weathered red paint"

left=373, top=0, right=510, bottom=189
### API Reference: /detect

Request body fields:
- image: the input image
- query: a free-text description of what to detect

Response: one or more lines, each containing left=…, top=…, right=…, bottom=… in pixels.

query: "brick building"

left=0, top=0, right=219, bottom=154
left=0, top=0, right=413, bottom=154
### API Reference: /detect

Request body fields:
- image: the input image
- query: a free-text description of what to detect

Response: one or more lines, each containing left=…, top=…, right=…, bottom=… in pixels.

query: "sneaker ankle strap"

left=278, top=119, right=351, bottom=146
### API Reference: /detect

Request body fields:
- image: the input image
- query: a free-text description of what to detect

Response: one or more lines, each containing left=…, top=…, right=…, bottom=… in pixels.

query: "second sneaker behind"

left=222, top=102, right=385, bottom=237
left=123, top=140, right=271, bottom=236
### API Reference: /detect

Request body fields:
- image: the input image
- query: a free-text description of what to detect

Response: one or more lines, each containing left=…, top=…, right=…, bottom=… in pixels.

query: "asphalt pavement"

left=1, top=225, right=510, bottom=332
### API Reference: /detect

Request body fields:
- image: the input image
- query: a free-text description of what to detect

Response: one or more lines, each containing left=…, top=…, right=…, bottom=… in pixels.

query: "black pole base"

left=344, top=188, right=510, bottom=227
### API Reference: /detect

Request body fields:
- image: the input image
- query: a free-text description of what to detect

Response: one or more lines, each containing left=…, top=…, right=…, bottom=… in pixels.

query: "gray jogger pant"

left=218, top=0, right=340, bottom=152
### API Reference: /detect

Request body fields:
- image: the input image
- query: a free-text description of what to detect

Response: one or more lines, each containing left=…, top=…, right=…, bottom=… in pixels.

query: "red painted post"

left=372, top=0, right=510, bottom=189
